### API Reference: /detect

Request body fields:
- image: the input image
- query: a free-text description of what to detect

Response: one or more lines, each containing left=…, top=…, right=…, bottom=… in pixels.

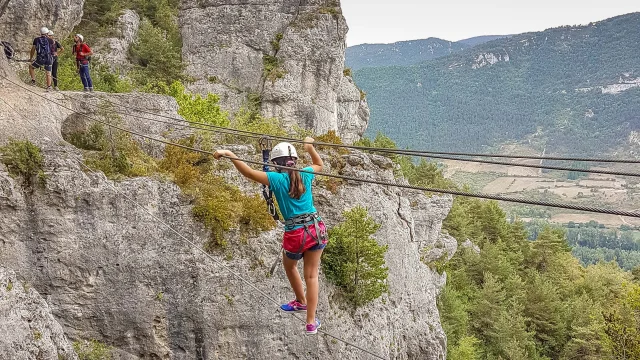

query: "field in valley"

left=444, top=159, right=640, bottom=228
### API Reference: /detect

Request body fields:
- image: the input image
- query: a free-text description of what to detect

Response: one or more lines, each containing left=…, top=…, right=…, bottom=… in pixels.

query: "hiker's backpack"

left=34, top=36, right=52, bottom=65
left=73, top=43, right=92, bottom=65
left=1, top=41, right=14, bottom=60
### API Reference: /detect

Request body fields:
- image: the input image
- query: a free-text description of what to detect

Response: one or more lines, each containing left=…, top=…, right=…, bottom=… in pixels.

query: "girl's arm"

left=213, top=150, right=269, bottom=186
left=304, top=137, right=323, bottom=173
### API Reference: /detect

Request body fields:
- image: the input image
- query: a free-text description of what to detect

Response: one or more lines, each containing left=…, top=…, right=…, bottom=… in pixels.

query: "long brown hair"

left=275, top=157, right=305, bottom=199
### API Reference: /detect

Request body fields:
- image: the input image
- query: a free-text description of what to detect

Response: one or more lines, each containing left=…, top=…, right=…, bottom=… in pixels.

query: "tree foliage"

left=322, top=206, right=389, bottom=307
left=440, top=193, right=640, bottom=359
left=354, top=13, right=640, bottom=155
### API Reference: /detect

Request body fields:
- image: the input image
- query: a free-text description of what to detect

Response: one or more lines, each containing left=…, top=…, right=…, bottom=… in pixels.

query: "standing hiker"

left=73, top=34, right=93, bottom=92
left=213, top=138, right=328, bottom=335
left=29, top=27, right=54, bottom=91
left=47, top=30, right=63, bottom=91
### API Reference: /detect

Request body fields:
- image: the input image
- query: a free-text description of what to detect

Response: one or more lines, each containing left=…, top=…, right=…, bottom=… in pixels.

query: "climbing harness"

left=259, top=137, right=279, bottom=221
left=269, top=213, right=328, bottom=276
left=285, top=212, right=328, bottom=254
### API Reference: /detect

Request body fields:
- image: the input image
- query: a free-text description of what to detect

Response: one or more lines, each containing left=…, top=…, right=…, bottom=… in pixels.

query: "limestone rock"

left=0, top=0, right=84, bottom=53
left=94, top=10, right=141, bottom=72
left=0, top=266, right=78, bottom=360
left=0, top=72, right=451, bottom=359
left=337, top=75, right=369, bottom=144
left=179, top=0, right=369, bottom=143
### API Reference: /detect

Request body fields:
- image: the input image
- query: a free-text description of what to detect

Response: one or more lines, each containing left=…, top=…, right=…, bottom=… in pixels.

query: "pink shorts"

left=282, top=222, right=328, bottom=260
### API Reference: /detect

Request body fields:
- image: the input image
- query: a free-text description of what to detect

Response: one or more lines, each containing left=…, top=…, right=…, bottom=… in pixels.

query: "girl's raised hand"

left=213, top=150, right=227, bottom=160
left=303, top=137, right=315, bottom=152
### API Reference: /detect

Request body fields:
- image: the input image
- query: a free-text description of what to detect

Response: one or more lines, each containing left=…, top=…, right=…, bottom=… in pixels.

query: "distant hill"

left=457, top=35, right=509, bottom=47
left=345, top=38, right=466, bottom=70
left=353, top=13, right=640, bottom=155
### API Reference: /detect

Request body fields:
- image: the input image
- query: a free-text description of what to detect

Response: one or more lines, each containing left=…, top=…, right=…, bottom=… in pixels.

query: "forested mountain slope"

left=346, top=38, right=466, bottom=70
left=354, top=13, right=640, bottom=155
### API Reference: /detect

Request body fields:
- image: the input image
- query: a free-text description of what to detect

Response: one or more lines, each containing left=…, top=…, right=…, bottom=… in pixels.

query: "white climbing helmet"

left=270, top=142, right=298, bottom=161
left=40, top=27, right=49, bottom=35
left=47, top=30, right=54, bottom=36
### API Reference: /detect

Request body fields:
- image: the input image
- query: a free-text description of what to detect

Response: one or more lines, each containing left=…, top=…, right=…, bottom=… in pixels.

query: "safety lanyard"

left=259, top=137, right=279, bottom=221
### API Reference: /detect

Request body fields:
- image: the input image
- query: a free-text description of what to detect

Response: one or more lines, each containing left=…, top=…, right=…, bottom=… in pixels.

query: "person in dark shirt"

left=29, top=26, right=55, bottom=91
left=47, top=30, right=63, bottom=91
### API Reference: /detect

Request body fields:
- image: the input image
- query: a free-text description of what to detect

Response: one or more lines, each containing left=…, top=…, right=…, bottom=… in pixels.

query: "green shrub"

left=129, top=18, right=185, bottom=86
left=353, top=137, right=372, bottom=147
left=396, top=157, right=455, bottom=190
left=73, top=340, right=113, bottom=360
left=226, top=109, right=287, bottom=144
left=0, top=139, right=46, bottom=187
left=263, top=54, right=286, bottom=83
left=322, top=206, right=388, bottom=307
left=66, top=106, right=157, bottom=179
left=160, top=138, right=276, bottom=251
left=161, top=82, right=230, bottom=127
left=270, top=33, right=284, bottom=52
left=68, top=123, right=108, bottom=151
left=343, top=68, right=352, bottom=77
left=239, top=194, right=277, bottom=235
left=192, top=174, right=242, bottom=250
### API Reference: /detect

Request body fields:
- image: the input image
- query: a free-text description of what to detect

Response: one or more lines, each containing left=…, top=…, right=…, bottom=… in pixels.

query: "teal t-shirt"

left=267, top=167, right=317, bottom=230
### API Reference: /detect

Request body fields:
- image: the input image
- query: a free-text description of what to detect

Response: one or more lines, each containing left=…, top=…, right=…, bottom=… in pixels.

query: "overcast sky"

left=342, top=0, right=640, bottom=46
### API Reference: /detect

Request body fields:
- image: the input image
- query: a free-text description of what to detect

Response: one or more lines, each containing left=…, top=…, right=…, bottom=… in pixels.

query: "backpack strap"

left=1, top=41, right=14, bottom=60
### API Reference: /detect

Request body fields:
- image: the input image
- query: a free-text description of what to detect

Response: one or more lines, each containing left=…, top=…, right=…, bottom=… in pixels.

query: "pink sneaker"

left=306, top=318, right=321, bottom=335
left=280, top=299, right=307, bottom=312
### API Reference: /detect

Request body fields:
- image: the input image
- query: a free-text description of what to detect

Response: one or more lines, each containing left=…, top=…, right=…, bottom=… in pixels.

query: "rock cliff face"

left=0, top=0, right=84, bottom=51
left=179, top=0, right=369, bottom=143
left=0, top=266, right=78, bottom=360
left=0, top=65, right=451, bottom=358
left=0, top=0, right=452, bottom=357
left=94, top=10, right=141, bottom=73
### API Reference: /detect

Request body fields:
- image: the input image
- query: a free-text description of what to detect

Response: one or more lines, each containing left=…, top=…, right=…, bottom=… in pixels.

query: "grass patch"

left=73, top=339, right=113, bottom=360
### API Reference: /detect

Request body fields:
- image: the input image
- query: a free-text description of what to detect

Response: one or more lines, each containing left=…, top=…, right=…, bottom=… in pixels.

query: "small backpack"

left=1, top=41, right=14, bottom=60
left=34, top=36, right=52, bottom=65
left=73, top=43, right=92, bottom=64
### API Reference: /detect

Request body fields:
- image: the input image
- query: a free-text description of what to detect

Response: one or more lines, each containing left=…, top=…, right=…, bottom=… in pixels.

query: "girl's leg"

left=303, top=249, right=323, bottom=324
left=282, top=253, right=306, bottom=304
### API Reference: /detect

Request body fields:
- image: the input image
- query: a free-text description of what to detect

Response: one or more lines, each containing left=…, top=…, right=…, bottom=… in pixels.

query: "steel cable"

left=0, top=95, right=389, bottom=360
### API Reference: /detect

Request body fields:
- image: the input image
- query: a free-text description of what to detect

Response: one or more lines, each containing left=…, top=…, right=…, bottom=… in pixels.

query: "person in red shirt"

left=72, top=34, right=93, bottom=92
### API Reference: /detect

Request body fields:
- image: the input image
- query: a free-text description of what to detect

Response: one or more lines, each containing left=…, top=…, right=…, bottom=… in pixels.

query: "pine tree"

left=322, top=206, right=389, bottom=307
